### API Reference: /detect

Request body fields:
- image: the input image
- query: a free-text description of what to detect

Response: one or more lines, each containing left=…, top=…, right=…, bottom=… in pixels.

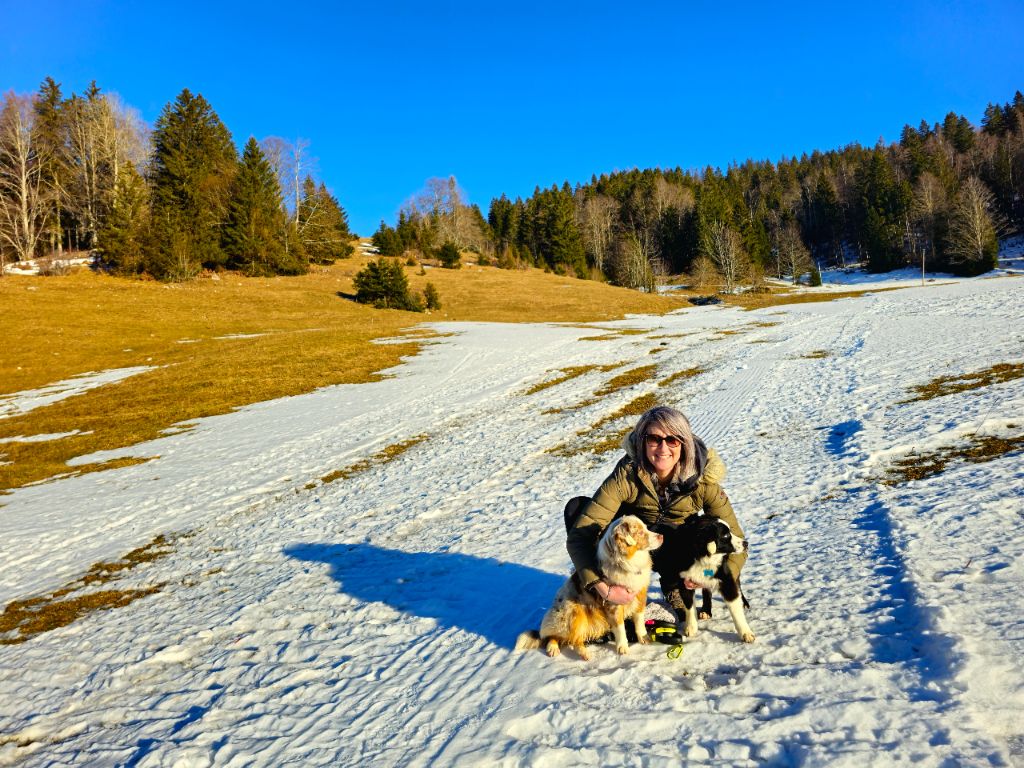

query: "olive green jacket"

left=566, top=446, right=746, bottom=588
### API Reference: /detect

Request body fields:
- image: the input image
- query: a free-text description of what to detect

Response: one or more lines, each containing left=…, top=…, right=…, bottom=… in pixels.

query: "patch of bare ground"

left=659, top=367, right=705, bottom=387
left=522, top=362, right=623, bottom=396
left=881, top=432, right=1024, bottom=486
left=594, top=365, right=659, bottom=396
left=798, top=350, right=831, bottom=359
left=899, top=362, right=1024, bottom=404
left=0, top=534, right=180, bottom=645
left=311, top=434, right=429, bottom=488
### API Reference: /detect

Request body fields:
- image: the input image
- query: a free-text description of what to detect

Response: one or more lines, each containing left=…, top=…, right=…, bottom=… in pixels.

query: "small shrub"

left=477, top=254, right=492, bottom=267
left=438, top=242, right=461, bottom=269
left=809, top=265, right=822, bottom=286
left=406, top=255, right=418, bottom=267
left=423, top=282, right=441, bottom=310
left=353, top=257, right=423, bottom=311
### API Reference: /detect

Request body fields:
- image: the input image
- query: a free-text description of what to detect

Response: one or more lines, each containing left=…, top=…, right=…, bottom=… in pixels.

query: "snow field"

left=1, top=275, right=1022, bottom=766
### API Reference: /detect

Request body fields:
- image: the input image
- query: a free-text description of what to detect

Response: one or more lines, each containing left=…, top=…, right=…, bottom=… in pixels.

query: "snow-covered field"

left=1, top=272, right=1023, bottom=766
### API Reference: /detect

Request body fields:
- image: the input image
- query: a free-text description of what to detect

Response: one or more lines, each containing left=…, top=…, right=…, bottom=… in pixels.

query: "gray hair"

left=630, top=405, right=697, bottom=481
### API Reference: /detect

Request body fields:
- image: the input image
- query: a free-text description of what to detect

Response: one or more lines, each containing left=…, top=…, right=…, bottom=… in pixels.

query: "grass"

left=0, top=260, right=683, bottom=493
left=659, top=366, right=705, bottom=387
left=800, top=350, right=831, bottom=359
left=899, top=362, right=1024, bottom=404
left=522, top=363, right=620, bottom=396
left=314, top=434, right=429, bottom=486
left=594, top=364, right=659, bottom=396
left=0, top=534, right=177, bottom=645
left=881, top=433, right=1024, bottom=486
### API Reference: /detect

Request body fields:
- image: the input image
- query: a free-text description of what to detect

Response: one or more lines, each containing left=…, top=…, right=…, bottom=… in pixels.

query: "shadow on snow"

left=284, top=542, right=563, bottom=649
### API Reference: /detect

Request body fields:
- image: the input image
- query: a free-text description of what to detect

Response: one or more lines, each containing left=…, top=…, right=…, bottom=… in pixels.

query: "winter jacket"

left=566, top=436, right=747, bottom=589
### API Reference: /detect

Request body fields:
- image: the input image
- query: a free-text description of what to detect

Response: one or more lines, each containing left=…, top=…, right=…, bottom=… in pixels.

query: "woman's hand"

left=591, top=581, right=636, bottom=605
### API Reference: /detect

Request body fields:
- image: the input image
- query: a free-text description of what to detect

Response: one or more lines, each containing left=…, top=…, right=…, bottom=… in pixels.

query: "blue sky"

left=3, top=1, right=1023, bottom=235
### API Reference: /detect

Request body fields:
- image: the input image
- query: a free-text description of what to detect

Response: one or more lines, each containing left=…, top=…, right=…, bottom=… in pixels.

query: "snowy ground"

left=1, top=273, right=1023, bottom=766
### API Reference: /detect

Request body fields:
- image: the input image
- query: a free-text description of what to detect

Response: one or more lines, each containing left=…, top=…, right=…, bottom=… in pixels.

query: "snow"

left=1, top=272, right=1023, bottom=766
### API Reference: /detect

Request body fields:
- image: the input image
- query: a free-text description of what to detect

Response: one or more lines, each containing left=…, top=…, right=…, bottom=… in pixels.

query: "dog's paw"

left=683, top=624, right=698, bottom=638
left=577, top=646, right=591, bottom=661
left=698, top=610, right=712, bottom=621
left=616, top=644, right=629, bottom=655
left=636, top=633, right=652, bottom=645
left=740, top=631, right=755, bottom=644
left=545, top=641, right=561, bottom=657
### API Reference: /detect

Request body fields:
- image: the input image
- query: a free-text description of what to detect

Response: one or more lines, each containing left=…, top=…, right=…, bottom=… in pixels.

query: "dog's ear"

left=624, top=533, right=636, bottom=547
left=707, top=541, right=717, bottom=555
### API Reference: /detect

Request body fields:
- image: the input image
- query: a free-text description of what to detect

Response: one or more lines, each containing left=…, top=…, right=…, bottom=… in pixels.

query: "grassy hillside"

left=0, top=258, right=684, bottom=493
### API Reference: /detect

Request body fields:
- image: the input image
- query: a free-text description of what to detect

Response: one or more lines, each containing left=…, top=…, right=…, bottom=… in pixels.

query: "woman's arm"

left=565, top=464, right=632, bottom=588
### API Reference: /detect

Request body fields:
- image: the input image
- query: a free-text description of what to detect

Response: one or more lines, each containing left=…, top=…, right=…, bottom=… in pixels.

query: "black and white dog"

left=659, top=515, right=754, bottom=643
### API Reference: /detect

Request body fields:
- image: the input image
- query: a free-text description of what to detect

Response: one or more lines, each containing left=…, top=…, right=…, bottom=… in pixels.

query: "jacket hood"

left=621, top=429, right=726, bottom=485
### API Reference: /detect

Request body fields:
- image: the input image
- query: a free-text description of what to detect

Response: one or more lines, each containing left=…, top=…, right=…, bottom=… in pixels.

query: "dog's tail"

left=514, top=630, right=541, bottom=651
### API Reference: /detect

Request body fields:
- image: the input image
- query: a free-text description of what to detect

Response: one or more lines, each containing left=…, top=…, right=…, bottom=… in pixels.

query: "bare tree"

left=610, top=230, right=656, bottom=292
left=774, top=221, right=812, bottom=284
left=575, top=193, right=617, bottom=273
left=260, top=136, right=314, bottom=222
left=688, top=255, right=720, bottom=291
left=0, top=92, right=57, bottom=268
left=402, top=175, right=484, bottom=251
left=700, top=220, right=748, bottom=293
left=910, top=171, right=947, bottom=268
left=946, top=176, right=1004, bottom=271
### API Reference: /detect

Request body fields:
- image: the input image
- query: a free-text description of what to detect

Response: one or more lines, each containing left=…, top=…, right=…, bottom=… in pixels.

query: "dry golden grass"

left=315, top=434, right=429, bottom=486
left=590, top=392, right=659, bottom=431
left=881, top=433, right=1024, bottom=486
left=594, top=364, right=659, bottom=396
left=0, top=534, right=176, bottom=644
left=659, top=367, right=705, bottom=387
left=0, top=261, right=683, bottom=493
left=800, top=350, right=831, bottom=359
left=523, top=364, right=605, bottom=396
left=899, top=363, right=1024, bottom=404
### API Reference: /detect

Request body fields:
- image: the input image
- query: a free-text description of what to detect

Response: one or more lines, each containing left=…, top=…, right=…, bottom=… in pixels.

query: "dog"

left=659, top=515, right=754, bottom=643
left=515, top=515, right=663, bottom=660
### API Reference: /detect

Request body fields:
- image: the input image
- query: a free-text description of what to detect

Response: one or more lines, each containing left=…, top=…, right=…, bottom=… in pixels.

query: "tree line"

left=0, top=79, right=353, bottom=279
left=375, top=90, right=1024, bottom=289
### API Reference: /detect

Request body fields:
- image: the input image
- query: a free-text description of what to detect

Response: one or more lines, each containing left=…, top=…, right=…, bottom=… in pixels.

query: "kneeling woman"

left=565, top=405, right=746, bottom=618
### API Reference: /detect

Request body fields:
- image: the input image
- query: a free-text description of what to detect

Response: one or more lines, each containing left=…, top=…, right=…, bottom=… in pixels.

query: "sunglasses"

left=644, top=434, right=683, bottom=448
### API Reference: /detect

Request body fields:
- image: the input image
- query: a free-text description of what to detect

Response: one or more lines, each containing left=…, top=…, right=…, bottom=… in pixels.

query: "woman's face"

left=644, top=426, right=682, bottom=482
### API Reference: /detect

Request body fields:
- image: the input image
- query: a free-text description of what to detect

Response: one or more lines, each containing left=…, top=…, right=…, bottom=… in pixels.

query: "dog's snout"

left=651, top=532, right=664, bottom=550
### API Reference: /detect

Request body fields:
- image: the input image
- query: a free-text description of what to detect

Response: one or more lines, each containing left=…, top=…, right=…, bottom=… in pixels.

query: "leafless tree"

left=0, top=92, right=57, bottom=268
left=610, top=230, right=656, bottom=292
left=403, top=175, right=484, bottom=252
left=946, top=176, right=1004, bottom=269
left=688, top=255, right=720, bottom=292
left=910, top=172, right=947, bottom=267
left=575, top=193, right=617, bottom=273
left=700, top=220, right=748, bottom=293
left=260, top=136, right=314, bottom=222
left=774, top=221, right=812, bottom=284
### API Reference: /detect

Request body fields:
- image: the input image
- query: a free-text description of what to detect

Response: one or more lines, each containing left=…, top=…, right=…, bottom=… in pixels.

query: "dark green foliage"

left=298, top=177, right=353, bottom=263
left=353, top=257, right=422, bottom=310
left=372, top=221, right=405, bottom=256
left=423, top=281, right=441, bottom=309
left=222, top=137, right=306, bottom=276
left=148, top=89, right=237, bottom=279
left=98, top=162, right=150, bottom=275
left=438, top=241, right=461, bottom=269
left=809, top=264, right=822, bottom=286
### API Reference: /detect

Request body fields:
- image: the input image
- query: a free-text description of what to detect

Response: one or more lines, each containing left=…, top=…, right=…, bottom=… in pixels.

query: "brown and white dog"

left=515, top=516, right=662, bottom=660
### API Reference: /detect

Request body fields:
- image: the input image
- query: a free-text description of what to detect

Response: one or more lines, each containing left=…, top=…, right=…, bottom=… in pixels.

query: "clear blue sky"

left=3, top=1, right=1023, bottom=235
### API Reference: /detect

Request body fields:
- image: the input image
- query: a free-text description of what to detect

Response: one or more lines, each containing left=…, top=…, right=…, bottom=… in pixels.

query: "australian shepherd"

left=515, top=516, right=662, bottom=660
left=659, top=515, right=754, bottom=643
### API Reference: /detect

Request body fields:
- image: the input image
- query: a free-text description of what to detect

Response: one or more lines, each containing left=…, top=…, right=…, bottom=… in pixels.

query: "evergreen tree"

left=438, top=241, right=461, bottom=268
left=372, top=220, right=404, bottom=256
left=98, top=161, right=149, bottom=275
left=297, top=176, right=353, bottom=263
left=32, top=77, right=69, bottom=256
left=223, top=137, right=305, bottom=275
left=353, top=257, right=422, bottom=310
left=148, top=89, right=237, bottom=279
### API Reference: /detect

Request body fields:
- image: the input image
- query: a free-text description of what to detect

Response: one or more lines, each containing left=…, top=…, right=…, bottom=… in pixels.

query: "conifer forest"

left=2, top=79, right=1022, bottom=287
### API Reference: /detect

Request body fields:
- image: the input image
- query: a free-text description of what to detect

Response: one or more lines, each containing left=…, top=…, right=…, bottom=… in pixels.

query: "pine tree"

left=438, top=241, right=461, bottom=268
left=223, top=137, right=305, bottom=275
left=297, top=177, right=353, bottom=263
left=32, top=77, right=69, bottom=256
left=353, top=257, right=422, bottom=310
left=98, top=161, right=149, bottom=274
left=148, top=89, right=237, bottom=279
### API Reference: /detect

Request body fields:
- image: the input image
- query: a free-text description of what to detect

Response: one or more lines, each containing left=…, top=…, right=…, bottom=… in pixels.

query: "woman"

left=565, top=405, right=746, bottom=615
